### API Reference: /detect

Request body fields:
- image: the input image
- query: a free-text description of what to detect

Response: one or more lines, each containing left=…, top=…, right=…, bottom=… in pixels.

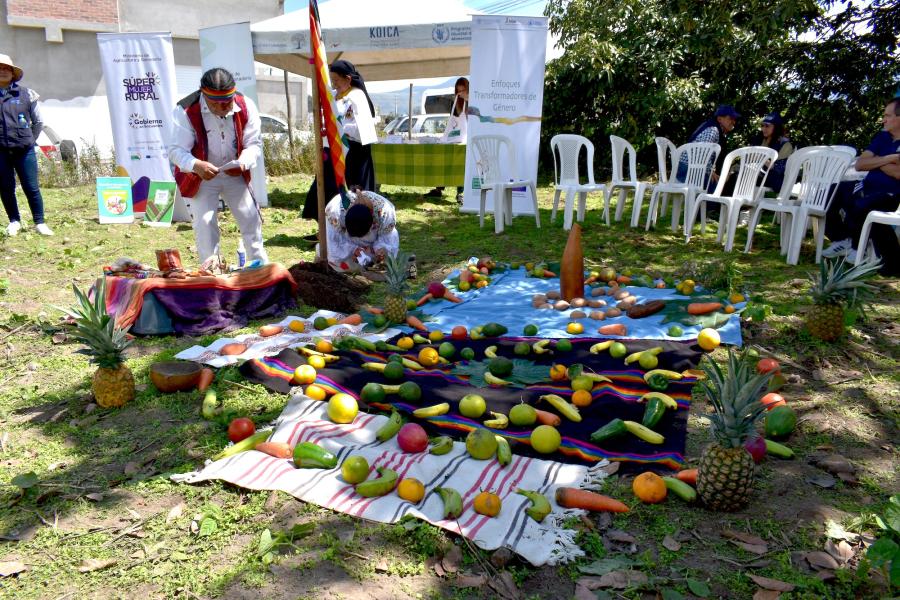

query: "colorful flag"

left=309, top=0, right=350, bottom=206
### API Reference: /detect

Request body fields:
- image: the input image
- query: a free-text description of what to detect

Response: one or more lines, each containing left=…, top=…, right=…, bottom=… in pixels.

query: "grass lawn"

left=0, top=174, right=897, bottom=599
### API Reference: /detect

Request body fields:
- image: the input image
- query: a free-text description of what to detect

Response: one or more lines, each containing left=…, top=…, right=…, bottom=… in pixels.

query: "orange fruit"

left=571, top=389, right=593, bottom=408
left=632, top=471, right=667, bottom=503
left=315, top=339, right=334, bottom=353
left=724, top=305, right=736, bottom=314
left=288, top=320, right=306, bottom=332
left=305, top=384, right=327, bottom=401
left=397, top=477, right=425, bottom=503
left=475, top=280, right=488, bottom=288
left=417, top=347, right=440, bottom=367
left=473, top=490, right=502, bottom=517
left=292, top=364, right=317, bottom=385
left=549, top=364, right=568, bottom=381
left=566, top=322, right=584, bottom=335
left=397, top=336, right=414, bottom=350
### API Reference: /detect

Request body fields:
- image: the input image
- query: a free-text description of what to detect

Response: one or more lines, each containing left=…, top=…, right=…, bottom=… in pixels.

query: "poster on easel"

left=143, top=181, right=177, bottom=227
left=96, top=177, right=134, bottom=224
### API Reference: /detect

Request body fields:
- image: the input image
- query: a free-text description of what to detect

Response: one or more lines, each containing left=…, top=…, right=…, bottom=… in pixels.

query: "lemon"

left=288, top=320, right=306, bottom=333
left=428, top=330, right=444, bottom=343
left=305, top=384, right=327, bottom=401
left=326, top=317, right=338, bottom=326
left=466, top=428, right=498, bottom=460
left=697, top=328, right=721, bottom=352
left=327, top=393, right=358, bottom=423
left=530, top=425, right=561, bottom=454
left=566, top=322, right=584, bottom=335
left=341, top=455, right=369, bottom=484
left=459, top=394, right=486, bottom=418
left=307, top=355, right=327, bottom=369
left=397, top=336, right=414, bottom=350
left=609, top=342, right=628, bottom=359
left=292, top=364, right=317, bottom=385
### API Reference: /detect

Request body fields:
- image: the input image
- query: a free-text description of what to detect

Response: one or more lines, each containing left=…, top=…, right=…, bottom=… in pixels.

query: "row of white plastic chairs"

left=548, top=134, right=866, bottom=264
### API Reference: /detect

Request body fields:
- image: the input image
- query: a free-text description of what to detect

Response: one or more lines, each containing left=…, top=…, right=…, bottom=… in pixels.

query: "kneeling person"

left=323, top=189, right=399, bottom=272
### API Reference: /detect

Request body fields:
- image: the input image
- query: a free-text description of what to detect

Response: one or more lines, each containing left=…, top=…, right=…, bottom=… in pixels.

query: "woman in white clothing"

left=427, top=77, right=469, bottom=201
left=322, top=188, right=399, bottom=273
left=329, top=60, right=377, bottom=191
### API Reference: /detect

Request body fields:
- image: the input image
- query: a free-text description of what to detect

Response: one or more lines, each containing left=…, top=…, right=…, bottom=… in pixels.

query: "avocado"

left=398, top=381, right=422, bottom=403
left=488, top=356, right=514, bottom=378
left=513, top=342, right=531, bottom=356
left=482, top=322, right=508, bottom=337
left=383, top=361, right=404, bottom=380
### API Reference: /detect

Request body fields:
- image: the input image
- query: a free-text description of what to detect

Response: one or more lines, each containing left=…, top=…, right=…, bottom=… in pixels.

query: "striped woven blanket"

left=172, top=394, right=609, bottom=566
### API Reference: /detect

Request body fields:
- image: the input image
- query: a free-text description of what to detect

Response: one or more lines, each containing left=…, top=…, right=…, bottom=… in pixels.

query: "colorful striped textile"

left=104, top=263, right=298, bottom=335
left=241, top=337, right=701, bottom=471
left=172, top=394, right=610, bottom=566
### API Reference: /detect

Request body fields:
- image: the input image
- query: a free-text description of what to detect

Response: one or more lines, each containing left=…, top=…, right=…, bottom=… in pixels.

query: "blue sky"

left=283, top=0, right=547, bottom=17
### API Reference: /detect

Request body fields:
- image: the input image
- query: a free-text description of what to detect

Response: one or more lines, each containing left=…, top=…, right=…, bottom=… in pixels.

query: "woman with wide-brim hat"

left=0, top=53, right=52, bottom=236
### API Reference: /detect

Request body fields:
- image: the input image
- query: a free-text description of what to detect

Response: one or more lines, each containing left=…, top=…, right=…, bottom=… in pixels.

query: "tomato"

left=227, top=417, right=256, bottom=443
left=756, top=358, right=781, bottom=374
left=760, top=392, right=786, bottom=410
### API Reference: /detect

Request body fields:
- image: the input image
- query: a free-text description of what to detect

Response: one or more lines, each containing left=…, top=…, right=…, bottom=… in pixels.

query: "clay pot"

left=150, top=361, right=202, bottom=393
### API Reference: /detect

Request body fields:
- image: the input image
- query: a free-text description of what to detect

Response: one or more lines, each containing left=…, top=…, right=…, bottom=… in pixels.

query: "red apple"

left=760, top=392, right=786, bottom=410
left=397, top=423, right=428, bottom=453
left=744, top=434, right=767, bottom=464
left=227, top=417, right=256, bottom=443
left=427, top=281, right=446, bottom=298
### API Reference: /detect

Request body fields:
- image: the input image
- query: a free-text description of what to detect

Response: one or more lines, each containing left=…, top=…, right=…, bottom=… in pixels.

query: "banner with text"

left=97, top=32, right=177, bottom=214
left=461, top=15, right=548, bottom=216
left=199, top=22, right=269, bottom=208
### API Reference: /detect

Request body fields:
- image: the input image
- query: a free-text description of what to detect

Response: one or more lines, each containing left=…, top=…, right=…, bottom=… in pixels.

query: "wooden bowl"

left=150, top=361, right=202, bottom=393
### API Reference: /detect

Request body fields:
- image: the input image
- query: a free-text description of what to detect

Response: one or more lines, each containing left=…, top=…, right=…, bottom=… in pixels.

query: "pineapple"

left=696, top=348, right=773, bottom=511
left=383, top=250, right=410, bottom=324
left=61, top=278, right=135, bottom=408
left=805, top=256, right=880, bottom=341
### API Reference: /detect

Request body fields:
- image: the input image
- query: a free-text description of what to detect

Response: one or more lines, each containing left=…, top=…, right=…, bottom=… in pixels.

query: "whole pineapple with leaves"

left=60, top=278, right=135, bottom=408
left=696, top=348, right=773, bottom=511
left=383, top=250, right=410, bottom=324
left=805, top=256, right=881, bottom=341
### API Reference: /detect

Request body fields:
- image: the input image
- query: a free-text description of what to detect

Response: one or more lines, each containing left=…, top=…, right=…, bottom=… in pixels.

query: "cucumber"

left=590, top=418, right=627, bottom=444
left=641, top=397, right=666, bottom=430
left=662, top=476, right=697, bottom=502
left=764, top=438, right=794, bottom=459
left=293, top=442, right=338, bottom=468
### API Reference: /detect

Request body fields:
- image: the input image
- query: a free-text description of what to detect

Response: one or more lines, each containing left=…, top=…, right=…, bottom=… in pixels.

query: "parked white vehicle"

left=384, top=113, right=450, bottom=139
left=260, top=113, right=311, bottom=145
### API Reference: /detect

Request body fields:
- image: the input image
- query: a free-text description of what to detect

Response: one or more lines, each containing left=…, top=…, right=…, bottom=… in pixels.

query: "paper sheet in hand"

left=217, top=159, right=242, bottom=174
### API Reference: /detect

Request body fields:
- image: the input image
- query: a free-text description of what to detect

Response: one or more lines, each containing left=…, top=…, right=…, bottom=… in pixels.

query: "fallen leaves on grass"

left=595, top=569, right=648, bottom=589
left=441, top=545, right=462, bottom=574
left=825, top=539, right=855, bottom=564
left=747, top=574, right=795, bottom=592
left=805, top=550, right=840, bottom=570
left=722, top=529, right=768, bottom=554
left=752, top=591, right=781, bottom=600
left=166, top=502, right=185, bottom=523
left=77, top=558, right=117, bottom=572
left=806, top=473, right=837, bottom=488
left=453, top=573, right=486, bottom=588
left=0, top=561, right=27, bottom=577
left=662, top=534, right=682, bottom=552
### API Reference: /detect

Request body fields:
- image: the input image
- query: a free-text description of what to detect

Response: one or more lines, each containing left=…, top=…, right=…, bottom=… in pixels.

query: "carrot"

left=555, top=487, right=630, bottom=513
left=338, top=313, right=363, bottom=325
left=583, top=275, right=598, bottom=285
left=406, top=315, right=428, bottom=331
left=687, top=302, right=723, bottom=315
left=543, top=270, right=557, bottom=278
left=442, top=290, right=462, bottom=303
left=675, top=468, right=698, bottom=486
left=365, top=305, right=384, bottom=315
left=616, top=274, right=632, bottom=284
left=534, top=409, right=562, bottom=427
left=254, top=442, right=293, bottom=459
left=416, top=293, right=433, bottom=307
left=598, top=324, right=628, bottom=336
left=197, top=368, right=215, bottom=392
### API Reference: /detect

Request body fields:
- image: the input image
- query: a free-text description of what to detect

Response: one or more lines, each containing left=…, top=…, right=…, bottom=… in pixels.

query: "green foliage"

left=859, top=494, right=900, bottom=589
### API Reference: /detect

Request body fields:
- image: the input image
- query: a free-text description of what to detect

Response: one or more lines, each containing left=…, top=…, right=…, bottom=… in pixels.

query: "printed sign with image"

left=143, top=181, right=177, bottom=227
left=96, top=177, right=134, bottom=224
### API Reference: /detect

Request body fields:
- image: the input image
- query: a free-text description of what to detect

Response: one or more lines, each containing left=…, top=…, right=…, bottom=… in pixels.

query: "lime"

left=341, top=455, right=369, bottom=484
left=313, top=316, right=329, bottom=330
left=459, top=394, right=487, bottom=418
left=373, top=314, right=387, bottom=327
left=460, top=347, right=476, bottom=361
left=523, top=323, right=539, bottom=336
left=667, top=325, right=684, bottom=337
left=509, top=403, right=537, bottom=426
left=555, top=339, right=573, bottom=352
left=383, top=361, right=404, bottom=380
left=571, top=375, right=594, bottom=392
left=327, top=393, right=358, bottom=423
left=438, top=342, right=456, bottom=359
left=530, top=425, right=561, bottom=454
left=466, top=428, right=498, bottom=459
left=406, top=299, right=417, bottom=310
left=638, top=352, right=659, bottom=370
left=388, top=353, right=403, bottom=363
left=609, top=342, right=628, bottom=359
left=513, top=342, right=531, bottom=356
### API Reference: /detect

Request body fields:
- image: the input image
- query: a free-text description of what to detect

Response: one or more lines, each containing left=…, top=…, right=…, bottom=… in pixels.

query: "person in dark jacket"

left=750, top=112, right=794, bottom=192
left=0, top=53, right=53, bottom=236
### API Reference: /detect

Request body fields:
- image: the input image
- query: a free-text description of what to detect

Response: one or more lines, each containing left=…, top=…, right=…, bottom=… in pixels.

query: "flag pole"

left=311, top=58, right=328, bottom=263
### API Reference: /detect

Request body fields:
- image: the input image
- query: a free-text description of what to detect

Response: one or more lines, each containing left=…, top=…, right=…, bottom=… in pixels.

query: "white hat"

left=0, top=54, right=24, bottom=83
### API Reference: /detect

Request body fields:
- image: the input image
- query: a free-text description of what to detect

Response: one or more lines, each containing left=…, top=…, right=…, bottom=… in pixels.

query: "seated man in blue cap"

left=677, top=104, right=740, bottom=192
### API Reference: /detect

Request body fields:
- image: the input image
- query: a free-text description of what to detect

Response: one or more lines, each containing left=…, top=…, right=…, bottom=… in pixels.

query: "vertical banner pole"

left=284, top=70, right=295, bottom=160
left=408, top=83, right=413, bottom=141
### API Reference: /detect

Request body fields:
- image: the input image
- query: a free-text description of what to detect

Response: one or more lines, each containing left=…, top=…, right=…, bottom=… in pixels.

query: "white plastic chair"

left=685, top=146, right=778, bottom=250
left=470, top=134, right=540, bottom=234
left=743, top=149, right=853, bottom=264
left=856, top=206, right=900, bottom=265
left=644, top=142, right=721, bottom=232
left=550, top=134, right=607, bottom=230
left=608, top=135, right=649, bottom=227
left=648, top=136, right=678, bottom=226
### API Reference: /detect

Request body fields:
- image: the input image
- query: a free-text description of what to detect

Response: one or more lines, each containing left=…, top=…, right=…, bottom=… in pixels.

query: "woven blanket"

left=241, top=337, right=701, bottom=471
left=105, top=263, right=298, bottom=335
left=175, top=310, right=401, bottom=368
left=371, top=143, right=466, bottom=187
left=172, top=394, right=609, bottom=566
left=414, top=267, right=744, bottom=346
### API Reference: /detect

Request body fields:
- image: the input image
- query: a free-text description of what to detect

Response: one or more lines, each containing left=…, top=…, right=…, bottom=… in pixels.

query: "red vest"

left=173, top=91, right=252, bottom=198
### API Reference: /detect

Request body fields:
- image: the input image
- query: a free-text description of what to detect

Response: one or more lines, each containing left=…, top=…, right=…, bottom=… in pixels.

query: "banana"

left=355, top=467, right=399, bottom=497
left=589, top=340, right=614, bottom=354
left=437, top=356, right=451, bottom=365
left=376, top=411, right=403, bottom=442
left=362, top=362, right=388, bottom=373
left=624, top=346, right=664, bottom=365
left=640, top=392, right=678, bottom=410
left=643, top=369, right=684, bottom=382
left=582, top=372, right=612, bottom=384
left=429, top=436, right=454, bottom=455
left=532, top=339, right=552, bottom=354
left=412, top=334, right=430, bottom=345
left=484, top=372, right=511, bottom=386
left=296, top=347, right=341, bottom=363
left=623, top=420, right=665, bottom=444
left=436, top=486, right=464, bottom=519
left=539, top=394, right=582, bottom=422
left=516, top=488, right=551, bottom=522
left=484, top=411, right=509, bottom=429
left=413, top=402, right=450, bottom=418
left=484, top=345, right=499, bottom=358
left=644, top=346, right=664, bottom=356
left=495, top=435, right=512, bottom=467
left=401, top=358, right=424, bottom=371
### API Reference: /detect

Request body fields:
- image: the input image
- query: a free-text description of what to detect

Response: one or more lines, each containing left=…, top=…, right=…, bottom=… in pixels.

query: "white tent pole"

left=408, top=83, right=413, bottom=141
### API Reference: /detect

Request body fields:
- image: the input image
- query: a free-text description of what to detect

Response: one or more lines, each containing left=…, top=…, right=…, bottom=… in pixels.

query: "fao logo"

left=432, top=24, right=450, bottom=44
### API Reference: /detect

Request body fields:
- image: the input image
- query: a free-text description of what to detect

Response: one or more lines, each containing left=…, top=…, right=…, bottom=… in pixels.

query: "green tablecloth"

left=372, top=143, right=466, bottom=187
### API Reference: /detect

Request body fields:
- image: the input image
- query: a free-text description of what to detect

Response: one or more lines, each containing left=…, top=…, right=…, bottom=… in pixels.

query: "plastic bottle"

left=236, top=239, right=246, bottom=268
